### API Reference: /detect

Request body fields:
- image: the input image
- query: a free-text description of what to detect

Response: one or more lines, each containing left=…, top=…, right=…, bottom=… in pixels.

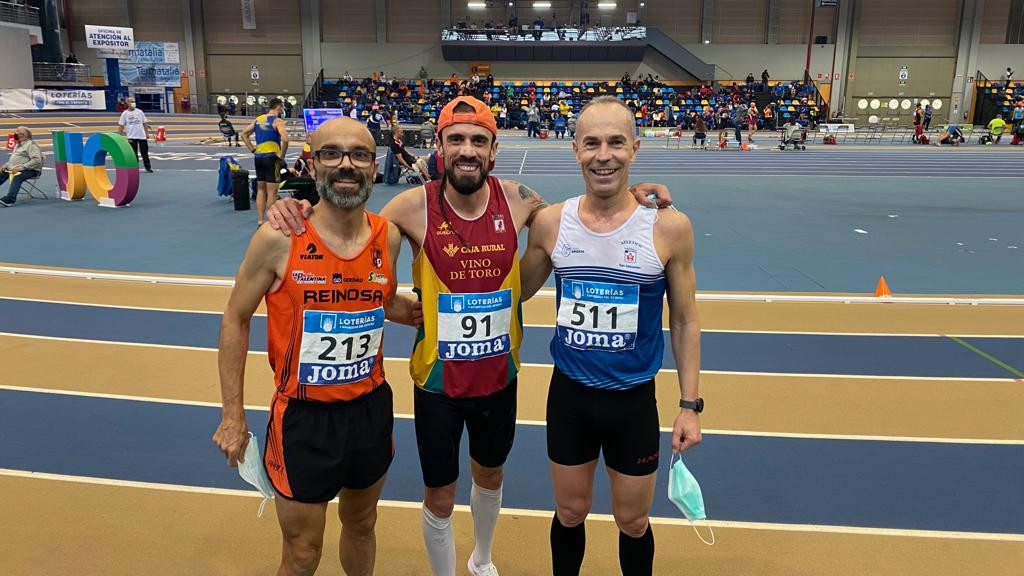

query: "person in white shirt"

left=117, top=97, right=153, bottom=173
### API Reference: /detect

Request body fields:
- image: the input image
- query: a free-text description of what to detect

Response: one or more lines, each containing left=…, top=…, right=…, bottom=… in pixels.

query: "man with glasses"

left=214, top=117, right=421, bottom=576
left=266, top=96, right=672, bottom=576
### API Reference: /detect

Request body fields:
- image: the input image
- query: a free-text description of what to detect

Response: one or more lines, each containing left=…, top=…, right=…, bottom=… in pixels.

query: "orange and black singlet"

left=264, top=214, right=393, bottom=402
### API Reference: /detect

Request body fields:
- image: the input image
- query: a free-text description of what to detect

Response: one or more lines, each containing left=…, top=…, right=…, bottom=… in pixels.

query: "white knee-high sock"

left=470, top=482, right=503, bottom=566
left=423, top=505, right=456, bottom=576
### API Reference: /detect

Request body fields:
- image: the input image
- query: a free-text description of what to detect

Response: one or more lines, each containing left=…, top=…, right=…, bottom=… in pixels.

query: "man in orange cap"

left=267, top=95, right=673, bottom=576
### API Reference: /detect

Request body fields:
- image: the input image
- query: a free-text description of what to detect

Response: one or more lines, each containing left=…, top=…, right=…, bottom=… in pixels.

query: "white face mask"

left=129, top=102, right=136, bottom=109
left=237, top=432, right=275, bottom=517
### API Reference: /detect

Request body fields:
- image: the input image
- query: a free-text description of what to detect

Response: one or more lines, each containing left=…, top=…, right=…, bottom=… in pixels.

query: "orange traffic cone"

left=875, top=276, right=892, bottom=297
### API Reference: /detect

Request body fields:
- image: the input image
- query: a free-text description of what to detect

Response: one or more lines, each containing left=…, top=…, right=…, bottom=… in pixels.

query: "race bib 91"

left=298, top=308, right=384, bottom=385
left=556, top=279, right=639, bottom=352
left=437, top=289, right=512, bottom=361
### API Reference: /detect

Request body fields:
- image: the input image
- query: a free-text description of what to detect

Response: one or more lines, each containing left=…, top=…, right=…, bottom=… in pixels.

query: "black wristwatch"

left=679, top=398, right=704, bottom=413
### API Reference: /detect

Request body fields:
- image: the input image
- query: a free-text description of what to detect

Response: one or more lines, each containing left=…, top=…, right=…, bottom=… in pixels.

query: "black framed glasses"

left=313, top=148, right=375, bottom=167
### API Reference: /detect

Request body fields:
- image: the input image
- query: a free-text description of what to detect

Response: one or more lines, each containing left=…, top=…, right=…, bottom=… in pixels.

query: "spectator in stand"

left=761, top=69, right=770, bottom=92
left=498, top=104, right=508, bottom=129
left=745, top=72, right=755, bottom=89
left=566, top=112, right=577, bottom=138
left=763, top=103, right=775, bottom=131
left=1004, top=67, right=1014, bottom=82
left=923, top=104, right=934, bottom=130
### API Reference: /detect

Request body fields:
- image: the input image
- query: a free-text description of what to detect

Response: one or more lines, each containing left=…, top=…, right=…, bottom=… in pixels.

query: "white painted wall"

left=0, top=26, right=35, bottom=89
left=975, top=44, right=1024, bottom=81
left=684, top=43, right=838, bottom=81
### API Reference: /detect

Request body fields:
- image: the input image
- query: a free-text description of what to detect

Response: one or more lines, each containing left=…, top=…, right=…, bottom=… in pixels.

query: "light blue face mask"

left=667, top=453, right=715, bottom=545
left=238, top=432, right=275, bottom=517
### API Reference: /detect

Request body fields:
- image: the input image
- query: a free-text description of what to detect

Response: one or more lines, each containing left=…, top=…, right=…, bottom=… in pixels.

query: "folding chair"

left=17, top=171, right=48, bottom=200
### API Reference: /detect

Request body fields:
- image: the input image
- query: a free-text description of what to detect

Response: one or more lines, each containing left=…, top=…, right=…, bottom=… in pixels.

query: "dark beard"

left=315, top=167, right=372, bottom=209
left=445, top=160, right=489, bottom=195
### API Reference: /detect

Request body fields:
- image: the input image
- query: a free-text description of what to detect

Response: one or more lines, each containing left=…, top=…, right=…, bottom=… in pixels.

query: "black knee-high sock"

left=618, top=523, right=654, bottom=576
left=550, top=514, right=586, bottom=576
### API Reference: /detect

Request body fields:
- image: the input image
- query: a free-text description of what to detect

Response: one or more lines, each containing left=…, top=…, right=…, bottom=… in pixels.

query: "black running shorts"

left=413, top=379, right=518, bottom=488
left=546, top=368, right=660, bottom=476
left=265, top=383, right=394, bottom=503
left=254, top=155, right=280, bottom=183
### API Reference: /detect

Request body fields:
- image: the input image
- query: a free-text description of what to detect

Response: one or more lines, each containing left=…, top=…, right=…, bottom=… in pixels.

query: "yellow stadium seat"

left=587, top=88, right=595, bottom=93
left=656, top=100, right=663, bottom=105
left=616, top=87, right=623, bottom=93
left=701, top=100, right=709, bottom=105
left=635, top=112, right=642, bottom=118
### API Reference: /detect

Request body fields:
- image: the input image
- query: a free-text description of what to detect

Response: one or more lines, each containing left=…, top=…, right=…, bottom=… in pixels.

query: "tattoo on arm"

left=517, top=182, right=549, bottom=211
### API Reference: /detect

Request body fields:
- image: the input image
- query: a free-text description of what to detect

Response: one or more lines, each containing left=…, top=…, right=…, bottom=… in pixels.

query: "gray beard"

left=316, top=174, right=372, bottom=209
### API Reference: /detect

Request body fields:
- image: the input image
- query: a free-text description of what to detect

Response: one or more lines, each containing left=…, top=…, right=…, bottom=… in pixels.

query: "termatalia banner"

left=0, top=89, right=106, bottom=111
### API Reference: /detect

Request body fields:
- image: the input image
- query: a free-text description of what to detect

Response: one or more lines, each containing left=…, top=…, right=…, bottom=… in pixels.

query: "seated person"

left=692, top=116, right=707, bottom=148
left=389, top=127, right=430, bottom=181
left=279, top=142, right=318, bottom=205
left=0, top=126, right=44, bottom=207
left=1012, top=120, right=1024, bottom=145
left=781, top=119, right=803, bottom=145
left=419, top=120, right=435, bottom=148
left=218, top=114, right=240, bottom=146
left=935, top=123, right=964, bottom=146
left=986, top=114, right=1006, bottom=144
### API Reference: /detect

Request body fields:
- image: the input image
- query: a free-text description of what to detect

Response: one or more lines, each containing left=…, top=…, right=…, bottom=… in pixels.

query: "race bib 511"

left=556, top=279, right=639, bottom=352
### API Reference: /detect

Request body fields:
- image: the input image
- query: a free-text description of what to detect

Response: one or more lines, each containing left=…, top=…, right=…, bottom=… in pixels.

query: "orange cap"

left=436, top=96, right=498, bottom=137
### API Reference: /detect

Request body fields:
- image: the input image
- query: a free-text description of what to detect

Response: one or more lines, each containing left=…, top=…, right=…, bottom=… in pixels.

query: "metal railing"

left=32, top=62, right=92, bottom=83
left=441, top=25, right=646, bottom=42
left=0, top=1, right=39, bottom=26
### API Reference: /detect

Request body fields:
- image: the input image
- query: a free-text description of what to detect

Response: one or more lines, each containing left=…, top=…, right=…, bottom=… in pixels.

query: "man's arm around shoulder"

left=519, top=204, right=559, bottom=301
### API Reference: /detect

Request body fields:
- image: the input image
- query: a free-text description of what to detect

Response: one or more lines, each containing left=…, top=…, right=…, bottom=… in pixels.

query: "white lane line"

left=3, top=384, right=1022, bottom=445
left=1, top=469, right=1021, bottom=541
left=3, top=271, right=1022, bottom=305
left=518, top=149, right=527, bottom=174
left=1, top=332, right=1019, bottom=384
left=3, top=296, right=1021, bottom=339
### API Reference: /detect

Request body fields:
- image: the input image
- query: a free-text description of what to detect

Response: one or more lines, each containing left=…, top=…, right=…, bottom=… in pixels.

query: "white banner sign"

left=241, top=0, right=256, bottom=30
left=97, top=41, right=179, bottom=64
left=85, top=25, right=135, bottom=50
left=0, top=89, right=106, bottom=112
